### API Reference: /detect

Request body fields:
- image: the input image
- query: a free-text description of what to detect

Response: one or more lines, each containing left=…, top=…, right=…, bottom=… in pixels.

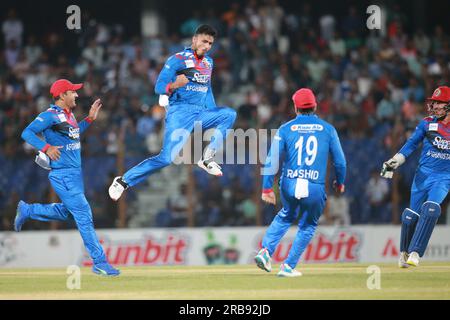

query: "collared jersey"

left=155, top=47, right=216, bottom=108
left=399, top=116, right=450, bottom=174
left=21, top=104, right=92, bottom=169
left=262, top=114, right=347, bottom=190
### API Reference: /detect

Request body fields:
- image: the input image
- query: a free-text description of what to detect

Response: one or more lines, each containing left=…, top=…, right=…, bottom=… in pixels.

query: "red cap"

left=50, top=79, right=83, bottom=98
left=292, top=88, right=317, bottom=109
left=426, top=86, right=450, bottom=103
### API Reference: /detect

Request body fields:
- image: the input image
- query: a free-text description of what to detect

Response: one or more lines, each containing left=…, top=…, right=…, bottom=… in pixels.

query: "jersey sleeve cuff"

left=262, top=188, right=273, bottom=194
left=41, top=144, right=51, bottom=153
left=84, top=117, right=94, bottom=123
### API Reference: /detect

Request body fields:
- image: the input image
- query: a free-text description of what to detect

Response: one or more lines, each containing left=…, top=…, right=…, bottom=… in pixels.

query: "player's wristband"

left=166, top=82, right=173, bottom=94
left=41, top=143, right=51, bottom=153
left=262, top=188, right=273, bottom=194
left=85, top=117, right=94, bottom=123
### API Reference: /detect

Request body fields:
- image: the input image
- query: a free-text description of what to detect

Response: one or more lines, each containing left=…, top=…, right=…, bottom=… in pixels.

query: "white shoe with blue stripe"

left=277, top=263, right=302, bottom=277
left=255, top=248, right=272, bottom=272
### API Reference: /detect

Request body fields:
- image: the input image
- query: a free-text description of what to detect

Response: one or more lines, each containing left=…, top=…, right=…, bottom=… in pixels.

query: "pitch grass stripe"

left=1, top=263, right=449, bottom=300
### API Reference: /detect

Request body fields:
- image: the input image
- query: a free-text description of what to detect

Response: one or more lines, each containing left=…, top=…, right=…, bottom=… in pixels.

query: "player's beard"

left=195, top=48, right=205, bottom=58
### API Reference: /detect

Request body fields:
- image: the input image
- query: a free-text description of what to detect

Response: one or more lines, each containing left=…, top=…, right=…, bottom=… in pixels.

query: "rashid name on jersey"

left=262, top=114, right=346, bottom=190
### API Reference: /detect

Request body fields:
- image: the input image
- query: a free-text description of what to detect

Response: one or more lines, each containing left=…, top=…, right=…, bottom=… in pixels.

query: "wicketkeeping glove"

left=380, top=153, right=405, bottom=179
left=35, top=151, right=51, bottom=170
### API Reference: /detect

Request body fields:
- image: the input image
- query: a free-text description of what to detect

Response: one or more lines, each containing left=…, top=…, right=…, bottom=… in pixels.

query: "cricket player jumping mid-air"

left=108, top=24, right=236, bottom=201
left=255, top=88, right=347, bottom=277
left=15, top=79, right=120, bottom=276
left=381, top=86, right=450, bottom=268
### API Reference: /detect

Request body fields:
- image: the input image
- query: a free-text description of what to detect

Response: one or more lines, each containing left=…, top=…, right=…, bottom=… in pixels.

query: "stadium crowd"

left=1, top=1, right=449, bottom=230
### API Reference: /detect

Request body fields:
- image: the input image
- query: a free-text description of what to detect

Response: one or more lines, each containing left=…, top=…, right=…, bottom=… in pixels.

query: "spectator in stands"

left=169, top=184, right=189, bottom=227
left=2, top=9, right=23, bottom=47
left=327, top=193, right=351, bottom=225
left=366, top=169, right=390, bottom=223
left=1, top=2, right=450, bottom=228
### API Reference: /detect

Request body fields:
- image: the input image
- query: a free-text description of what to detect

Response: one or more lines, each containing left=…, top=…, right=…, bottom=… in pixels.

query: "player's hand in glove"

left=380, top=153, right=405, bottom=179
left=261, top=189, right=276, bottom=205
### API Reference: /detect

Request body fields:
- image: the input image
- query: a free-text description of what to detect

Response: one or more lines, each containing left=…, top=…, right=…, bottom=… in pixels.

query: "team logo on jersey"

left=185, top=60, right=195, bottom=68
left=291, top=124, right=323, bottom=132
left=57, top=114, right=67, bottom=122
left=429, top=123, right=438, bottom=131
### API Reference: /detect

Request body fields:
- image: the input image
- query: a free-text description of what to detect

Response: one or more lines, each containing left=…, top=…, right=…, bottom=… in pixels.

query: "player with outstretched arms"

left=255, top=88, right=347, bottom=277
left=15, top=79, right=120, bottom=276
left=108, top=25, right=236, bottom=201
left=381, top=86, right=450, bottom=268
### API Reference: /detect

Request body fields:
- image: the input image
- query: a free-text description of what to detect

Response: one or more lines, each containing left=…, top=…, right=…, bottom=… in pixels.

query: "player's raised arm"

left=78, top=98, right=103, bottom=133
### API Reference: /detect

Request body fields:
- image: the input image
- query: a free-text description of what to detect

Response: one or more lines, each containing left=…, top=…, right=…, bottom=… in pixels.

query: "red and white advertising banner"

left=1, top=226, right=449, bottom=268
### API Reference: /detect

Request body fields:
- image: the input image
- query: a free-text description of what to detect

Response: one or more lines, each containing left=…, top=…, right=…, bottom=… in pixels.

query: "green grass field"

left=1, top=263, right=449, bottom=300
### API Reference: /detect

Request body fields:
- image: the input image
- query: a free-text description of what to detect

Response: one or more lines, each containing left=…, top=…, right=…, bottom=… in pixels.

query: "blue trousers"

left=123, top=104, right=236, bottom=187
left=410, top=169, right=449, bottom=213
left=262, top=179, right=327, bottom=269
left=27, top=168, right=106, bottom=265
left=405, top=169, right=449, bottom=255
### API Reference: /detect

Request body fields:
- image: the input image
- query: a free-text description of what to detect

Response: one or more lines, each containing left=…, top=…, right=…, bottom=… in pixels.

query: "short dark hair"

left=297, top=107, right=316, bottom=115
left=194, top=24, right=218, bottom=38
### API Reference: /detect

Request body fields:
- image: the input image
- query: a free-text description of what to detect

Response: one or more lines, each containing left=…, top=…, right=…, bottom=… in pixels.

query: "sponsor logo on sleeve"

left=291, top=124, right=324, bottom=132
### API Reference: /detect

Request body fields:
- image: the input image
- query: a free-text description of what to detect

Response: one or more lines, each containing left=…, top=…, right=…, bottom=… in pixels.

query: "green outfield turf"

left=0, top=263, right=449, bottom=300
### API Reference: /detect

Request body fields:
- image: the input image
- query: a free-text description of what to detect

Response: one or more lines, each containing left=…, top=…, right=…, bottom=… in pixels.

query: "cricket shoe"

left=14, top=200, right=30, bottom=232
left=197, top=159, right=223, bottom=176
left=108, top=176, right=128, bottom=201
left=398, top=252, right=410, bottom=268
left=92, top=263, right=121, bottom=277
left=406, top=251, right=420, bottom=267
left=254, top=248, right=272, bottom=272
left=277, top=263, right=302, bottom=277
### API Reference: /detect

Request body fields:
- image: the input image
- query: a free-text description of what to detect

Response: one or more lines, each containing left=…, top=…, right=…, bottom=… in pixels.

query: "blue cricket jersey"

left=398, top=116, right=450, bottom=174
left=155, top=47, right=216, bottom=108
left=21, top=104, right=92, bottom=169
left=262, top=114, right=347, bottom=190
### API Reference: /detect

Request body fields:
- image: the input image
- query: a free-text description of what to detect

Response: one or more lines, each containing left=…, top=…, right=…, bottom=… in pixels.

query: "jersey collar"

left=296, top=114, right=318, bottom=118
left=50, top=104, right=72, bottom=116
left=185, top=47, right=206, bottom=62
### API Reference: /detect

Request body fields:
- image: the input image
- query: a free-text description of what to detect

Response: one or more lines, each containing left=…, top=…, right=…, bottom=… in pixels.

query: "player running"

left=108, top=25, right=236, bottom=201
left=255, top=88, right=347, bottom=277
left=381, top=86, right=450, bottom=268
left=15, top=79, right=120, bottom=276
